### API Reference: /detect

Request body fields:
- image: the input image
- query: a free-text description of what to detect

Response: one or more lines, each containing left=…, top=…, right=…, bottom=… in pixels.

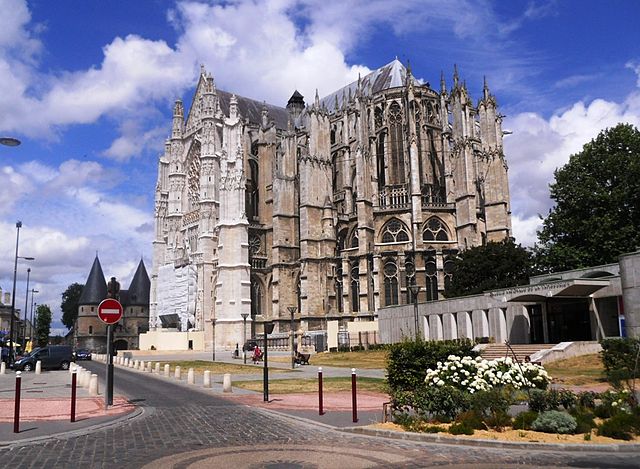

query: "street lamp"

left=0, top=137, right=21, bottom=147
left=262, top=321, right=275, bottom=402
left=20, top=267, right=31, bottom=347
left=8, top=221, right=34, bottom=364
left=241, top=313, right=249, bottom=364
left=29, top=289, right=38, bottom=346
left=287, top=306, right=297, bottom=369
left=408, top=283, right=422, bottom=341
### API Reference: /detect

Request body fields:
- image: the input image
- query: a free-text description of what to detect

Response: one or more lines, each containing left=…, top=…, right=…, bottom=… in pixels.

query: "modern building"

left=76, top=256, right=150, bottom=352
left=151, top=60, right=512, bottom=351
left=379, top=249, right=640, bottom=344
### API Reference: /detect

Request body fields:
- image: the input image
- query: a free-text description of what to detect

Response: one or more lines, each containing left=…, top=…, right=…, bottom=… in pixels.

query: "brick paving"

left=0, top=363, right=638, bottom=468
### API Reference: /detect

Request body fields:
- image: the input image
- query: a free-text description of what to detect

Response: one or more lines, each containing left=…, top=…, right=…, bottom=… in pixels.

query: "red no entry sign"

left=98, top=298, right=123, bottom=325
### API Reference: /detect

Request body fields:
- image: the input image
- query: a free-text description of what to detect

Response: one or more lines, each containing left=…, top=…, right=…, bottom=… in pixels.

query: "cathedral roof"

left=319, top=59, right=421, bottom=111
left=78, top=256, right=108, bottom=305
left=127, top=259, right=151, bottom=306
left=217, top=90, right=290, bottom=130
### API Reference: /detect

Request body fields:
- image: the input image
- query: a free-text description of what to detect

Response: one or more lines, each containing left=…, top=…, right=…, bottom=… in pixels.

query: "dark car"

left=74, top=349, right=92, bottom=361
left=242, top=340, right=258, bottom=352
left=13, top=345, right=73, bottom=371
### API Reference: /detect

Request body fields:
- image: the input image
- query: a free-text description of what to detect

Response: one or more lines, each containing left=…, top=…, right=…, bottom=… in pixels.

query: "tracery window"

left=187, top=142, right=201, bottom=210
left=349, top=229, right=359, bottom=249
left=405, top=254, right=415, bottom=303
left=425, top=250, right=438, bottom=301
left=376, top=133, right=386, bottom=190
left=443, top=251, right=457, bottom=292
left=250, top=277, right=262, bottom=319
left=337, top=229, right=347, bottom=252
left=423, top=218, right=449, bottom=242
left=383, top=260, right=399, bottom=306
left=388, top=102, right=405, bottom=184
left=350, top=260, right=360, bottom=312
left=247, top=159, right=259, bottom=220
left=335, top=262, right=343, bottom=313
left=249, top=234, right=261, bottom=256
left=381, top=219, right=410, bottom=243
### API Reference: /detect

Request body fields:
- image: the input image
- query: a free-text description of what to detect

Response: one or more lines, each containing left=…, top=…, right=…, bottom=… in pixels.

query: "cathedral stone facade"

left=151, top=60, right=512, bottom=351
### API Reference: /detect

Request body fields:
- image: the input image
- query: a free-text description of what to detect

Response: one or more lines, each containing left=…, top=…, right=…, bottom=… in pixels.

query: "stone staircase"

left=480, top=343, right=556, bottom=363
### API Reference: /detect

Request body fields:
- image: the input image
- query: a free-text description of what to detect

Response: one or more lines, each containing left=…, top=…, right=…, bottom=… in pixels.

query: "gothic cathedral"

left=150, top=60, right=512, bottom=350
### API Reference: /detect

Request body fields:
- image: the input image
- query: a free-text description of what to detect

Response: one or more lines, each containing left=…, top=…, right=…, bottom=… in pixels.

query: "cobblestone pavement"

left=0, top=362, right=637, bottom=469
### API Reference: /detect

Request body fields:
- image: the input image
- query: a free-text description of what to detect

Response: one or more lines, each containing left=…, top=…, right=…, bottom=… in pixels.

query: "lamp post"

left=262, top=321, right=275, bottom=402
left=29, top=289, right=38, bottom=347
left=408, top=283, right=422, bottom=341
left=241, top=313, right=249, bottom=364
left=20, top=268, right=31, bottom=347
left=287, top=306, right=297, bottom=369
left=8, top=221, right=35, bottom=364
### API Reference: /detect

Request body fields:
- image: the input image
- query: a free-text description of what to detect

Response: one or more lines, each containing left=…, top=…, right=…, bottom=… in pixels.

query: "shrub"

left=386, top=339, right=477, bottom=394
left=456, top=410, right=486, bottom=430
left=424, top=425, right=446, bottom=433
left=391, top=384, right=470, bottom=421
left=595, top=389, right=634, bottom=418
left=531, top=411, right=577, bottom=434
left=600, top=337, right=640, bottom=393
left=514, top=411, right=538, bottom=430
left=597, top=412, right=640, bottom=440
left=577, top=391, right=599, bottom=410
left=449, top=422, right=475, bottom=435
left=570, top=409, right=596, bottom=434
left=527, top=389, right=576, bottom=413
left=558, top=389, right=578, bottom=410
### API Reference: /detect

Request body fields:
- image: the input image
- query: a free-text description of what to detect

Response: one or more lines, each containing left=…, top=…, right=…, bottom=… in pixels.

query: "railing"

left=377, top=184, right=409, bottom=210
left=250, top=256, right=268, bottom=270
left=421, top=185, right=454, bottom=210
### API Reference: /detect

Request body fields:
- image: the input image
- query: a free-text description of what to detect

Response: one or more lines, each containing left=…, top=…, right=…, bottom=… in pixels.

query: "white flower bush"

left=424, top=355, right=550, bottom=392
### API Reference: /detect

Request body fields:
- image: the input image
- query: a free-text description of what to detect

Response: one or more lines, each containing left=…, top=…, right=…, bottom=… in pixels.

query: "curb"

left=342, top=426, right=640, bottom=453
left=0, top=405, right=147, bottom=449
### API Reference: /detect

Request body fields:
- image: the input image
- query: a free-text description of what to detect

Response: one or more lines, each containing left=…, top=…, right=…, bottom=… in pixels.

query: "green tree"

left=444, top=239, right=532, bottom=298
left=535, top=123, right=640, bottom=272
left=61, top=283, right=84, bottom=330
left=35, top=304, right=52, bottom=347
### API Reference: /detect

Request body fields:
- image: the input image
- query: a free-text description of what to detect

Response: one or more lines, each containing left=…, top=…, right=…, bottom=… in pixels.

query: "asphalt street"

left=0, top=362, right=638, bottom=468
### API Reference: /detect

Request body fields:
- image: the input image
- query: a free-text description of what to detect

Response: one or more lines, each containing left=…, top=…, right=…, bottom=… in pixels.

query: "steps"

left=479, top=343, right=556, bottom=363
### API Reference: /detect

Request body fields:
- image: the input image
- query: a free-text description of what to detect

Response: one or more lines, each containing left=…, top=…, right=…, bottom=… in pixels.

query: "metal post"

left=71, top=369, right=77, bottom=422
left=351, top=368, right=358, bottom=423
left=318, top=367, right=324, bottom=415
left=263, top=327, right=269, bottom=402
left=241, top=313, right=248, bottom=365
left=105, top=325, right=114, bottom=407
left=9, top=222, right=21, bottom=365
left=409, top=284, right=422, bottom=341
left=288, top=306, right=297, bottom=370
left=14, top=371, right=21, bottom=433
left=21, top=267, right=30, bottom=347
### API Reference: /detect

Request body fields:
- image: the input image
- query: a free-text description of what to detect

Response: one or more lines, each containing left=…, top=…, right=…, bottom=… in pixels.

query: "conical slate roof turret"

left=78, top=256, right=107, bottom=305
left=127, top=259, right=150, bottom=306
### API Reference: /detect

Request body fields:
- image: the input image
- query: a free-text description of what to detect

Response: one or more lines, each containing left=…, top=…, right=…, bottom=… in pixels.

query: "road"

left=0, top=362, right=637, bottom=468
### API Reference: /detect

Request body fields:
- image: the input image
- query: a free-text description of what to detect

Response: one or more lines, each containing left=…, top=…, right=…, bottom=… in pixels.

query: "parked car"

left=242, top=340, right=258, bottom=352
left=13, top=345, right=73, bottom=371
left=74, top=349, right=92, bottom=361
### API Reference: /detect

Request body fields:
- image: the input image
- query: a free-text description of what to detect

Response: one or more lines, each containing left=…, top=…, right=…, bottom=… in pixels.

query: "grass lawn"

left=156, top=360, right=290, bottom=375
left=270, top=350, right=388, bottom=369
left=545, top=353, right=607, bottom=387
left=233, top=376, right=387, bottom=394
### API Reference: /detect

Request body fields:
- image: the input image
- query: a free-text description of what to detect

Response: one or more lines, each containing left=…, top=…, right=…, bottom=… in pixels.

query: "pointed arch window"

left=247, top=158, right=259, bottom=221
left=381, top=219, right=410, bottom=243
left=423, top=218, right=449, bottom=242
left=250, top=277, right=262, bottom=320
left=388, top=102, right=405, bottom=185
left=335, top=262, right=343, bottom=313
left=383, top=260, right=399, bottom=306
left=350, top=260, right=360, bottom=312
left=425, top=250, right=438, bottom=301
left=443, top=251, right=457, bottom=292
left=349, top=229, right=359, bottom=249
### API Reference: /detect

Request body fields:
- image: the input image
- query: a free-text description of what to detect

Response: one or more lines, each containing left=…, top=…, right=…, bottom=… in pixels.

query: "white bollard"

left=89, top=373, right=99, bottom=396
left=147, top=361, right=153, bottom=372
left=0, top=361, right=5, bottom=374
left=203, top=370, right=211, bottom=388
left=35, top=360, right=42, bottom=374
left=187, top=368, right=195, bottom=384
left=69, top=363, right=76, bottom=374
left=174, top=366, right=181, bottom=380
left=154, top=362, right=160, bottom=374
left=164, top=364, right=170, bottom=377
left=223, top=373, right=232, bottom=393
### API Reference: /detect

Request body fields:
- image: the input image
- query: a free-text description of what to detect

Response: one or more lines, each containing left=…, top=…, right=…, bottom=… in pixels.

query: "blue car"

left=74, top=349, right=92, bottom=361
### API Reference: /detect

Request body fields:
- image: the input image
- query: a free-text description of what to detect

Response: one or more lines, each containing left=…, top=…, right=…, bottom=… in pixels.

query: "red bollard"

left=14, top=371, right=22, bottom=433
left=318, top=367, right=324, bottom=415
left=351, top=368, right=358, bottom=423
left=71, top=370, right=77, bottom=422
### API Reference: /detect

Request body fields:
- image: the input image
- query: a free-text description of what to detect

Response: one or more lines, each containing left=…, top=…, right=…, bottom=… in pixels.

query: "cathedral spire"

left=314, top=88, right=320, bottom=108
left=229, top=94, right=239, bottom=120
left=483, top=75, right=490, bottom=100
left=440, top=70, right=447, bottom=94
left=172, top=99, right=184, bottom=139
left=261, top=102, right=269, bottom=128
left=453, top=64, right=459, bottom=88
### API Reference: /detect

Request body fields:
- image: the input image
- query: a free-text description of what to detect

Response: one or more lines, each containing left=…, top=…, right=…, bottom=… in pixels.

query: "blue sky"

left=1, top=0, right=639, bottom=334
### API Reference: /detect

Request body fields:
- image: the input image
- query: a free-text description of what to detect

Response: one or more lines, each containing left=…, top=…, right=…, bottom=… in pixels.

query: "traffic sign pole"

left=106, top=324, right=114, bottom=407
left=98, top=294, right=122, bottom=409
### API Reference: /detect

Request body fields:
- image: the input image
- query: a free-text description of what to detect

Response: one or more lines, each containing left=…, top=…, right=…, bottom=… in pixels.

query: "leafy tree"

left=35, top=304, right=52, bottom=346
left=535, top=123, right=640, bottom=272
left=444, top=239, right=532, bottom=298
left=61, top=283, right=84, bottom=330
